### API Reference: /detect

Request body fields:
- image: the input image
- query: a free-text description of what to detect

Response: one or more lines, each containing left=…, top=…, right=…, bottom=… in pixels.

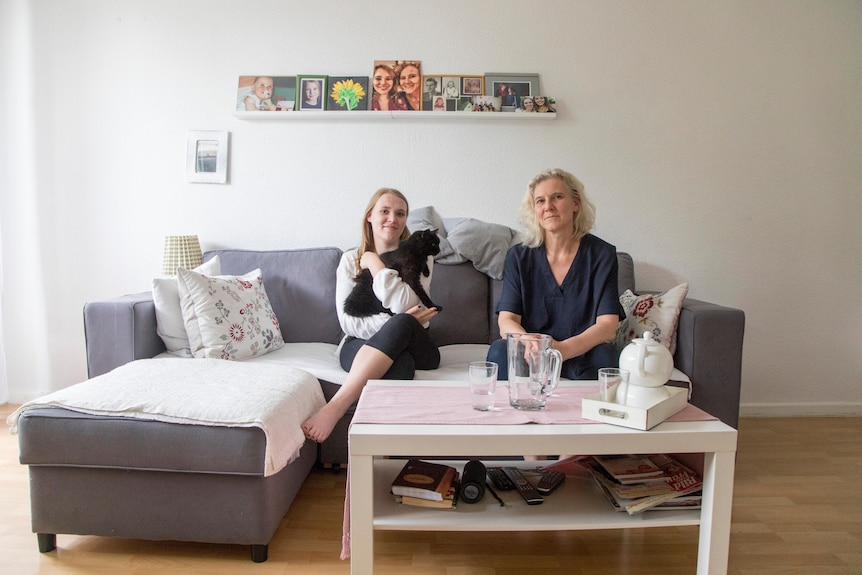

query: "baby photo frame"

left=236, top=76, right=296, bottom=111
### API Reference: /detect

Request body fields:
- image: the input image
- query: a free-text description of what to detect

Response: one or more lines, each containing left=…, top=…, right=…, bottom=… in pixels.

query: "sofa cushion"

left=243, top=342, right=496, bottom=386
left=429, top=262, right=492, bottom=346
left=242, top=341, right=692, bottom=388
left=152, top=255, right=221, bottom=356
left=615, top=283, right=689, bottom=354
left=178, top=268, right=284, bottom=360
left=17, top=408, right=269, bottom=475
left=205, top=248, right=344, bottom=345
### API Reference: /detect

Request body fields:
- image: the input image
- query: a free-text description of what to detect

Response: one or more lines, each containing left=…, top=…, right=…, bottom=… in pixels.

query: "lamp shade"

left=162, top=235, right=203, bottom=275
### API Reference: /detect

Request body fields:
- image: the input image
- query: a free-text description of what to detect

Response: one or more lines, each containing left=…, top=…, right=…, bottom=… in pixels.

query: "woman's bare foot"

left=302, top=402, right=344, bottom=443
left=302, top=345, right=393, bottom=443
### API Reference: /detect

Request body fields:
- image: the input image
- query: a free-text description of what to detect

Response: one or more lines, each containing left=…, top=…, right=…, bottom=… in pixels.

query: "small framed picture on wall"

left=297, top=75, right=328, bottom=110
left=186, top=131, right=228, bottom=184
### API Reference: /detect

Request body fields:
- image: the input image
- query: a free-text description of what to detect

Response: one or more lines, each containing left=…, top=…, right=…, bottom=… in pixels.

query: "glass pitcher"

left=506, top=333, right=563, bottom=410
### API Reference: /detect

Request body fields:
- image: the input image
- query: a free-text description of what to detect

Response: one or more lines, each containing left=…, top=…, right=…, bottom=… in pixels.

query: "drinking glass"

left=598, top=368, right=630, bottom=403
left=468, top=361, right=498, bottom=411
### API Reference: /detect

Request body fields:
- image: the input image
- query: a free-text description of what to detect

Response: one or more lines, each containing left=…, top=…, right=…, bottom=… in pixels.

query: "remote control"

left=486, top=467, right=515, bottom=491
left=502, top=467, right=544, bottom=505
left=536, top=470, right=565, bottom=494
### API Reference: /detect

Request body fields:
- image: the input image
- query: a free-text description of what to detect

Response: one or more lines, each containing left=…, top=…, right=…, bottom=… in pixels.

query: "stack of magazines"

left=575, top=453, right=703, bottom=515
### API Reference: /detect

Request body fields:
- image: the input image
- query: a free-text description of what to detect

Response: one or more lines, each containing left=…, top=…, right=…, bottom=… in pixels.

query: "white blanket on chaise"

left=6, top=358, right=325, bottom=477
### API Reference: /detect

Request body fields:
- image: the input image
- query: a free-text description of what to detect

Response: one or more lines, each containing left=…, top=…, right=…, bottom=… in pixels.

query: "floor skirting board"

left=740, top=402, right=862, bottom=418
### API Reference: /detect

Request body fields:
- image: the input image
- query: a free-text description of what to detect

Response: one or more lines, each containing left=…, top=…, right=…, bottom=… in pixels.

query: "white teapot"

left=617, top=331, right=674, bottom=407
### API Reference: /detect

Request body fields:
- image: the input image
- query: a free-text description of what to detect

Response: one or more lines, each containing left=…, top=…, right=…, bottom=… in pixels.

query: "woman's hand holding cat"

left=359, top=251, right=385, bottom=275
left=408, top=304, right=438, bottom=324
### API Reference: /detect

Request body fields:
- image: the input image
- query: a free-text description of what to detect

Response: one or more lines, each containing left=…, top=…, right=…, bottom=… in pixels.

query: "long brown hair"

left=356, top=188, right=410, bottom=273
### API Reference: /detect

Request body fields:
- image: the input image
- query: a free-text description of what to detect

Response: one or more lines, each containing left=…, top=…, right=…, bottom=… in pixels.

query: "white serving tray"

left=582, top=385, right=688, bottom=430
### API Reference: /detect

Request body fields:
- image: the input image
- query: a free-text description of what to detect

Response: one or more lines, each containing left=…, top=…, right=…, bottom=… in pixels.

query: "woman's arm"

left=335, top=251, right=390, bottom=340
left=553, top=314, right=619, bottom=361
left=497, top=311, right=526, bottom=338
left=371, top=255, right=433, bottom=314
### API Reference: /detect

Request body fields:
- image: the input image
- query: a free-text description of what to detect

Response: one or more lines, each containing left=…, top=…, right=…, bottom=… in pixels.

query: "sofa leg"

left=250, top=543, right=268, bottom=562
left=323, top=462, right=348, bottom=474
left=37, top=533, right=57, bottom=553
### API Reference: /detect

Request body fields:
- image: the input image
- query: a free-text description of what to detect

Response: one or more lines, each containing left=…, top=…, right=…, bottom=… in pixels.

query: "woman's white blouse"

left=335, top=249, right=434, bottom=341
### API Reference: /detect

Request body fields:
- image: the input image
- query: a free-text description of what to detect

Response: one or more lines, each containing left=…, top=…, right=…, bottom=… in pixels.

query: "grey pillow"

left=442, top=217, right=517, bottom=280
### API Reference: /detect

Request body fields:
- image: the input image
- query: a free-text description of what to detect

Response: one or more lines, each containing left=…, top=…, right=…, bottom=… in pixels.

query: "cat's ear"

left=429, top=228, right=438, bottom=233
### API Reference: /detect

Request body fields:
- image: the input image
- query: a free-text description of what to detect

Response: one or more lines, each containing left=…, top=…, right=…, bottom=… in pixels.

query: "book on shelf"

left=390, top=459, right=458, bottom=502
left=593, top=454, right=666, bottom=484
left=395, top=476, right=460, bottom=509
left=578, top=454, right=703, bottom=515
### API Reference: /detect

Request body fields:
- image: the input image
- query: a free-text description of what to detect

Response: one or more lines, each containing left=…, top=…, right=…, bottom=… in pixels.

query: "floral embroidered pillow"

left=177, top=267, right=284, bottom=360
left=614, top=283, right=689, bottom=355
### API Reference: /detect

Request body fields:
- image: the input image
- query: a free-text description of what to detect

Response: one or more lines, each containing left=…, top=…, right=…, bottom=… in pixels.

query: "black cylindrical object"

left=459, top=459, right=487, bottom=504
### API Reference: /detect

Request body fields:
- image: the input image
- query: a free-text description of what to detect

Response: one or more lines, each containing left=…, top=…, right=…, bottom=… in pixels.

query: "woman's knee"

left=383, top=353, right=415, bottom=380
left=381, top=313, right=420, bottom=340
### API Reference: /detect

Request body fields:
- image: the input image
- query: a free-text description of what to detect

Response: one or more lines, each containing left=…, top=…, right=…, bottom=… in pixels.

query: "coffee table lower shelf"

left=373, top=459, right=701, bottom=532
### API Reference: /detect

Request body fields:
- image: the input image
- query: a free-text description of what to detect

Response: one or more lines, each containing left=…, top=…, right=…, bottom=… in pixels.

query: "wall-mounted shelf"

left=233, top=111, right=556, bottom=121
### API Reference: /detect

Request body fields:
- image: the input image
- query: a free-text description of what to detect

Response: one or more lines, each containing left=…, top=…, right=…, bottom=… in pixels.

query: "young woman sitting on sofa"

left=301, top=188, right=441, bottom=443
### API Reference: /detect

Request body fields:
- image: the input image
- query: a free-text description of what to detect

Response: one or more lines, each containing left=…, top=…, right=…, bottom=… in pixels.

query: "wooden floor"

left=2, top=403, right=860, bottom=574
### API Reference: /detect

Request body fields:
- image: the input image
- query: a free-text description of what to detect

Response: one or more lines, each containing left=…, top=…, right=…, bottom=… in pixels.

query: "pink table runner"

left=352, top=384, right=716, bottom=425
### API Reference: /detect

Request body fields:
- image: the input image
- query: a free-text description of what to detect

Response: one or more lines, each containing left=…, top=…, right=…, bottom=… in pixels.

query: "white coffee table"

left=348, top=380, right=737, bottom=575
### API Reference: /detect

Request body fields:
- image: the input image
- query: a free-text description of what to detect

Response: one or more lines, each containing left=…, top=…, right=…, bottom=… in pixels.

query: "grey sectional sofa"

left=15, top=246, right=744, bottom=560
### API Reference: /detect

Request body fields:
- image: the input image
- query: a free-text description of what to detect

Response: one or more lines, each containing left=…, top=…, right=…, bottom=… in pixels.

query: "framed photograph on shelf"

left=483, top=73, right=539, bottom=111
left=441, top=76, right=461, bottom=99
left=236, top=75, right=296, bottom=111
left=471, top=95, right=502, bottom=112
left=533, top=96, right=556, bottom=113
left=421, top=75, right=442, bottom=110
left=186, top=131, right=228, bottom=184
left=454, top=96, right=473, bottom=111
left=328, top=76, right=370, bottom=111
left=461, top=75, right=483, bottom=96
left=372, top=60, right=422, bottom=111
left=297, top=75, right=328, bottom=110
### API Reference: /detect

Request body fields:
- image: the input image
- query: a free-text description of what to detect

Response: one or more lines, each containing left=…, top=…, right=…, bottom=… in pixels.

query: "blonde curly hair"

left=517, top=168, right=596, bottom=248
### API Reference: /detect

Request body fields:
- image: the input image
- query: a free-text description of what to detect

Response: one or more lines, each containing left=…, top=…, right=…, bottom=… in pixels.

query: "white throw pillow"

left=152, top=255, right=221, bottom=356
left=177, top=267, right=284, bottom=360
left=615, top=283, right=689, bottom=355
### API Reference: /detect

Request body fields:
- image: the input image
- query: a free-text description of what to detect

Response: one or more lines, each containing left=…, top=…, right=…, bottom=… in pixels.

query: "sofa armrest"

left=673, top=298, right=745, bottom=428
left=83, top=292, right=165, bottom=378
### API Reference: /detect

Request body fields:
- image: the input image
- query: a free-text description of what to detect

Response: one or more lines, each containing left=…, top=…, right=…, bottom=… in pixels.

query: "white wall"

left=2, top=0, right=860, bottom=414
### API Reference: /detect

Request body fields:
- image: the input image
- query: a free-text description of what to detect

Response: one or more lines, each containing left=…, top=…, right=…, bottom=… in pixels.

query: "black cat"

left=343, top=229, right=443, bottom=318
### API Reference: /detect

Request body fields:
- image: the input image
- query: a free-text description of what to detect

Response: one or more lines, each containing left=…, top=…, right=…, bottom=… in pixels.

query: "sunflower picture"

left=328, top=76, right=369, bottom=111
